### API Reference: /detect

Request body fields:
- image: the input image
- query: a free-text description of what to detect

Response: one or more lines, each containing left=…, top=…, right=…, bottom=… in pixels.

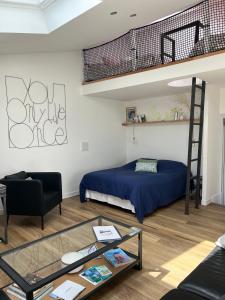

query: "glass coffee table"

left=0, top=216, right=142, bottom=300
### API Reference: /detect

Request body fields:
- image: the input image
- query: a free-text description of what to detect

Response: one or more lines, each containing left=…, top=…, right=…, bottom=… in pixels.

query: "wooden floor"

left=0, top=197, right=225, bottom=300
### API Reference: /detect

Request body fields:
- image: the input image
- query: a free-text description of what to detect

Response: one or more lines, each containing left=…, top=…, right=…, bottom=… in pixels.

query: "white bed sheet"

left=85, top=190, right=135, bottom=213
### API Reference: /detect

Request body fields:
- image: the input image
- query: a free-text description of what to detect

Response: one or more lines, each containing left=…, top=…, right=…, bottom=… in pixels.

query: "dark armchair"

left=0, top=171, right=62, bottom=230
left=0, top=289, right=10, bottom=300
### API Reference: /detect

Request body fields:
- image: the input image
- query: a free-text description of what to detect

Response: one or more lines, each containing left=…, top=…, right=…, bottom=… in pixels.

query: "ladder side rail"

left=195, top=80, right=206, bottom=208
left=185, top=77, right=197, bottom=215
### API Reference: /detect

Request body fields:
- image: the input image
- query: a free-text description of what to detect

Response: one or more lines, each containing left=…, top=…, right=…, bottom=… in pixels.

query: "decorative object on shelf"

left=141, top=114, right=146, bottom=122
left=179, top=113, right=185, bottom=120
left=126, top=107, right=136, bottom=123
left=61, top=252, right=84, bottom=273
left=134, top=114, right=146, bottom=123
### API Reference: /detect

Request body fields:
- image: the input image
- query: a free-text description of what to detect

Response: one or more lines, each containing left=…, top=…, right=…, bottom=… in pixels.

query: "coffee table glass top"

left=0, top=216, right=141, bottom=287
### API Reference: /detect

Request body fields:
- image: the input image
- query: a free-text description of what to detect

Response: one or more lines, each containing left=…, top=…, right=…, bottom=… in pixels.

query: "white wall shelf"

left=122, top=119, right=192, bottom=126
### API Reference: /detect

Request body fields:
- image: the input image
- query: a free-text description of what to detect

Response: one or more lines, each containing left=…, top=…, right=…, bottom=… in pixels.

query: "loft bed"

left=80, top=160, right=187, bottom=223
left=83, top=0, right=225, bottom=83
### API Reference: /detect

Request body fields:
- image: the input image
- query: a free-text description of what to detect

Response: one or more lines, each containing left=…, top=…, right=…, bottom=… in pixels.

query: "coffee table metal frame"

left=0, top=185, right=8, bottom=244
left=0, top=216, right=142, bottom=300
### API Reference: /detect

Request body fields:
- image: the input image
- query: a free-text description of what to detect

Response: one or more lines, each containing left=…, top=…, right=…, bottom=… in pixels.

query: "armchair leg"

left=7, top=215, right=10, bottom=225
left=59, top=203, right=62, bottom=215
left=41, top=216, right=44, bottom=230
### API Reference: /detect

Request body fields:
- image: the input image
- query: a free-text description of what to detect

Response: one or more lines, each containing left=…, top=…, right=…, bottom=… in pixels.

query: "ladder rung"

left=193, top=122, right=201, bottom=125
left=191, top=158, right=199, bottom=162
left=196, top=84, right=203, bottom=90
left=194, top=104, right=201, bottom=108
left=192, top=141, right=199, bottom=144
left=190, top=176, right=197, bottom=180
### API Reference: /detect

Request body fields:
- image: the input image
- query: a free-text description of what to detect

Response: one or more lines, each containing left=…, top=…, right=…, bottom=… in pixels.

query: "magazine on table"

left=92, top=225, right=122, bottom=242
left=79, top=265, right=112, bottom=285
left=104, top=248, right=134, bottom=267
left=49, top=280, right=85, bottom=300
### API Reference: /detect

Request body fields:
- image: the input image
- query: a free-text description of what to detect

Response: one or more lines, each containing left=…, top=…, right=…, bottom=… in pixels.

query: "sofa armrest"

left=160, top=289, right=206, bottom=300
left=28, top=172, right=62, bottom=193
left=0, top=179, right=44, bottom=215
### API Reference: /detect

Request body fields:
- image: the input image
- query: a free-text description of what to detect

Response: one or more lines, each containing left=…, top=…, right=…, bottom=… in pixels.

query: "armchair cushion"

left=5, top=171, right=28, bottom=180
left=28, top=172, right=62, bottom=192
left=0, top=179, right=43, bottom=215
left=44, top=191, right=61, bottom=212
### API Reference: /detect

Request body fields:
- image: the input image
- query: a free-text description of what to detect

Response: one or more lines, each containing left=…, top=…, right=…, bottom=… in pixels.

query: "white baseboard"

left=63, top=190, right=79, bottom=199
left=202, top=193, right=222, bottom=206
left=211, top=193, right=221, bottom=204
left=201, top=199, right=211, bottom=206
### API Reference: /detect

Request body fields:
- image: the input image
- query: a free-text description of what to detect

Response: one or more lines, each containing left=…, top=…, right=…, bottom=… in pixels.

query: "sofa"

left=0, top=171, right=62, bottom=230
left=161, top=246, right=225, bottom=300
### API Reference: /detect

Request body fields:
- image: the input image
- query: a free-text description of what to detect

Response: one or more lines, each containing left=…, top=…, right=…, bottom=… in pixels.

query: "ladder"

left=185, top=77, right=206, bottom=214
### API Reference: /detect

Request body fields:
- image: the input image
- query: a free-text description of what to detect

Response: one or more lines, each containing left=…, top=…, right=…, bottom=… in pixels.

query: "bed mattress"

left=86, top=189, right=135, bottom=213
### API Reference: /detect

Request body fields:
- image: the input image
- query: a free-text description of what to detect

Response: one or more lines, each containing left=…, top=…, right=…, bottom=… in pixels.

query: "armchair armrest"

left=0, top=179, right=44, bottom=215
left=28, top=172, right=62, bottom=192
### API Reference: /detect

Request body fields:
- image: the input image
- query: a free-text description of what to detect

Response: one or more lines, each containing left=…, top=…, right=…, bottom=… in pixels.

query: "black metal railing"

left=83, top=0, right=225, bottom=82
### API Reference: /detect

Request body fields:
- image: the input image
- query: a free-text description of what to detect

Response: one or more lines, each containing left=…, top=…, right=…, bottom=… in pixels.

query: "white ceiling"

left=0, top=0, right=201, bottom=54
left=0, top=0, right=53, bottom=8
left=85, top=69, right=225, bottom=101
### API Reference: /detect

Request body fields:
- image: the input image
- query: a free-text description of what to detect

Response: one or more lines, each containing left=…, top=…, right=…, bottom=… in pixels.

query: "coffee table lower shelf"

left=5, top=252, right=140, bottom=300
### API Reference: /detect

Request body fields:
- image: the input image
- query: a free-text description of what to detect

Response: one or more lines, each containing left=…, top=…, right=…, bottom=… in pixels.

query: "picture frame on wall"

left=126, top=107, right=136, bottom=123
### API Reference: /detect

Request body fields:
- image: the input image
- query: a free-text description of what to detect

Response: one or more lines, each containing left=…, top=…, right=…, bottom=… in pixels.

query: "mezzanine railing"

left=83, top=0, right=225, bottom=83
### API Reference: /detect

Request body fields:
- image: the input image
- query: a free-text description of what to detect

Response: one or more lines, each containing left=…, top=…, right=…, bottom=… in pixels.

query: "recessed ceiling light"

left=110, top=11, right=118, bottom=15
left=168, top=77, right=202, bottom=87
left=130, top=13, right=137, bottom=17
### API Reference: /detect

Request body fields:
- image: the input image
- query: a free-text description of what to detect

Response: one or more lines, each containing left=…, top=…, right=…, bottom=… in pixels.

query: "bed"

left=79, top=159, right=187, bottom=222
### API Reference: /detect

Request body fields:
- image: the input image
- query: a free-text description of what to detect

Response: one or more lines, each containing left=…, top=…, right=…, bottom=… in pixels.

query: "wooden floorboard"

left=0, top=197, right=224, bottom=300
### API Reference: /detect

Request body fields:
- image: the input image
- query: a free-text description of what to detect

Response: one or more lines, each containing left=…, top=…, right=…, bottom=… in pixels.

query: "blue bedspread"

left=79, top=160, right=187, bottom=222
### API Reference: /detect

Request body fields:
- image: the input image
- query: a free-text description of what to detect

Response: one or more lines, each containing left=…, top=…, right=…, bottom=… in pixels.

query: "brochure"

left=49, top=280, right=85, bottom=300
left=93, top=225, right=121, bottom=242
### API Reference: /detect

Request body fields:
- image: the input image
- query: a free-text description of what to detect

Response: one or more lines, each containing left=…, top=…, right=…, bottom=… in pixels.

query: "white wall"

left=202, top=84, right=222, bottom=205
left=125, top=94, right=191, bottom=164
left=1, top=51, right=224, bottom=210
left=0, top=51, right=126, bottom=198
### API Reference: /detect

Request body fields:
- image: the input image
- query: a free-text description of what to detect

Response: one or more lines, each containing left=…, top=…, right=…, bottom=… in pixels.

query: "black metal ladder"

left=185, top=77, right=206, bottom=214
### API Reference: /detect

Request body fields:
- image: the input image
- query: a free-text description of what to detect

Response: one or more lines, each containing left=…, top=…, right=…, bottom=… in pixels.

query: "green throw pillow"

left=135, top=159, right=158, bottom=173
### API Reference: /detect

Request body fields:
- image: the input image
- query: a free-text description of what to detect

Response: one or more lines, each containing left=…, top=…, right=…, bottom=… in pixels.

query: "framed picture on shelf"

left=126, top=107, right=136, bottom=123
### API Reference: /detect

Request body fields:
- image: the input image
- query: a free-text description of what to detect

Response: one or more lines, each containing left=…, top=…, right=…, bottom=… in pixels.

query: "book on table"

left=79, top=265, right=112, bottom=285
left=103, top=248, right=134, bottom=267
left=92, top=225, right=122, bottom=242
left=7, top=283, right=53, bottom=300
left=49, top=280, right=85, bottom=300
